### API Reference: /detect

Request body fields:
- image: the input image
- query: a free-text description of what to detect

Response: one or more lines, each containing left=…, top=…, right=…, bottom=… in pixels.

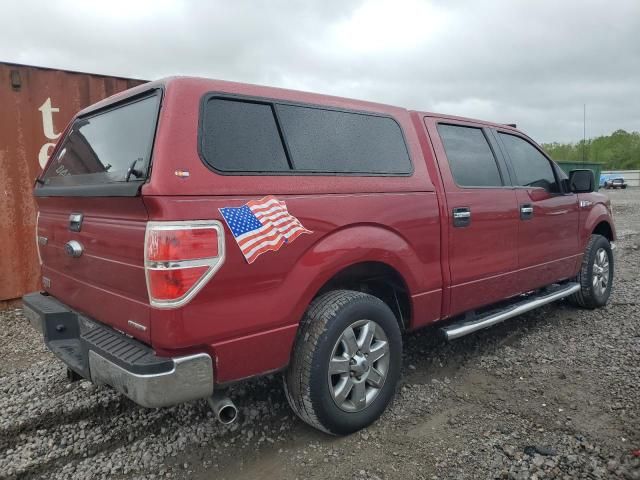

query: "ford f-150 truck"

left=23, top=77, right=615, bottom=435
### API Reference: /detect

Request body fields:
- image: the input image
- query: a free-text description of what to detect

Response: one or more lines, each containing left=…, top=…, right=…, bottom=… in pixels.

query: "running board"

left=440, top=282, right=580, bottom=341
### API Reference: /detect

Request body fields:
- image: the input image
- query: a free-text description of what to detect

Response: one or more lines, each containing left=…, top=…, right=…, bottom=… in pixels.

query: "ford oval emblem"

left=64, top=240, right=83, bottom=258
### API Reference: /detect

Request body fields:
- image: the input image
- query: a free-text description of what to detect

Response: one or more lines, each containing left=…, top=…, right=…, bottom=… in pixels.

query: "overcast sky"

left=2, top=0, right=638, bottom=143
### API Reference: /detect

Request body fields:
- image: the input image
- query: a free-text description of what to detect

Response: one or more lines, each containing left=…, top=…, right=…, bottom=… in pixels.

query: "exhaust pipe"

left=66, top=367, right=83, bottom=382
left=207, top=393, right=238, bottom=425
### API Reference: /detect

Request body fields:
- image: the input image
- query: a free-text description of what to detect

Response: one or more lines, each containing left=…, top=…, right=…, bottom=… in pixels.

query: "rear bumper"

left=22, top=292, right=214, bottom=408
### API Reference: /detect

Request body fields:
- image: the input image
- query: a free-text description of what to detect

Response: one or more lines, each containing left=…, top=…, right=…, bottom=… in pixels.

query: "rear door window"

left=499, top=133, right=560, bottom=193
left=41, top=94, right=160, bottom=186
left=437, top=124, right=503, bottom=187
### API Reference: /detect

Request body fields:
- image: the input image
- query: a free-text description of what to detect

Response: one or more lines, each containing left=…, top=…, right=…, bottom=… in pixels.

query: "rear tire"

left=284, top=290, right=402, bottom=435
left=569, top=234, right=613, bottom=309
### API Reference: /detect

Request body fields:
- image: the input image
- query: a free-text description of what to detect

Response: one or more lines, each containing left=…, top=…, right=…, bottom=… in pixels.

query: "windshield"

left=41, top=94, right=160, bottom=186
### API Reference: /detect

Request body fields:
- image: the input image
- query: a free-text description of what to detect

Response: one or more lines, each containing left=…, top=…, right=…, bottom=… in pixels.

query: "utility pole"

left=583, top=104, right=586, bottom=163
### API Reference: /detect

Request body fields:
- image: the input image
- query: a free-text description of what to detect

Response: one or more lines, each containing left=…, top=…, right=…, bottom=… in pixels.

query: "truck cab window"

left=499, top=133, right=560, bottom=193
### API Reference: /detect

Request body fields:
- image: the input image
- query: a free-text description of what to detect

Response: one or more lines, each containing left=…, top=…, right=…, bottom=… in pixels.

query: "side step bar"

left=441, top=282, right=580, bottom=341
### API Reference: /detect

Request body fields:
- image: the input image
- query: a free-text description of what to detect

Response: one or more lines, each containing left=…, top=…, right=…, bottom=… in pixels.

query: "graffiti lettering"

left=38, top=98, right=61, bottom=169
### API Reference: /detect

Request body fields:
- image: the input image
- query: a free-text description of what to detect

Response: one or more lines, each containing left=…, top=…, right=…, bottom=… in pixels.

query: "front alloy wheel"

left=591, top=247, right=610, bottom=298
left=569, top=234, right=614, bottom=309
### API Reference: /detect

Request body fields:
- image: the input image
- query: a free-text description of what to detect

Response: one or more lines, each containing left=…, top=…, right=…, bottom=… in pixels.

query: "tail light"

left=144, top=220, right=225, bottom=308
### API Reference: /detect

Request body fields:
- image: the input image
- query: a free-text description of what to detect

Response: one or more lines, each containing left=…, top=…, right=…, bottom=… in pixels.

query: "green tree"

left=542, top=130, right=640, bottom=170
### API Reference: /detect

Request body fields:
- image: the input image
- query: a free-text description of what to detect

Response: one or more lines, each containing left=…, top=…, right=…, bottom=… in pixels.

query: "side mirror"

left=568, top=169, right=594, bottom=193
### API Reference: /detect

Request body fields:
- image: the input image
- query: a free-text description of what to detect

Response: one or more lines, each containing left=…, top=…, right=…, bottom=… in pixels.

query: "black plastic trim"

left=82, top=324, right=172, bottom=375
left=34, top=180, right=145, bottom=197
left=485, top=128, right=515, bottom=186
left=22, top=292, right=172, bottom=376
left=197, top=92, right=414, bottom=177
left=551, top=161, right=575, bottom=195
left=271, top=103, right=296, bottom=169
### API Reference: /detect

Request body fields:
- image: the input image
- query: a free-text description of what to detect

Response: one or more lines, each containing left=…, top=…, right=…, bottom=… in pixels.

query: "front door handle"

left=453, top=207, right=471, bottom=227
left=520, top=204, right=534, bottom=220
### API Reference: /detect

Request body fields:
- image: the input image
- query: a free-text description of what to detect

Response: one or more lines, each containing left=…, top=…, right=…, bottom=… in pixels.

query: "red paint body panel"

left=210, top=324, right=299, bottom=383
left=142, top=192, right=441, bottom=380
left=423, top=116, right=521, bottom=316
left=514, top=188, right=581, bottom=291
left=579, top=192, right=616, bottom=246
left=146, top=79, right=432, bottom=198
left=33, top=76, right=615, bottom=386
left=37, top=196, right=151, bottom=342
left=445, top=188, right=521, bottom=315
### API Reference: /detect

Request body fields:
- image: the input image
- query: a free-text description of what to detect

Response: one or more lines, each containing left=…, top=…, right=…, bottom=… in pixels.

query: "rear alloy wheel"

left=284, top=290, right=402, bottom=435
left=569, top=234, right=614, bottom=309
left=328, top=319, right=390, bottom=413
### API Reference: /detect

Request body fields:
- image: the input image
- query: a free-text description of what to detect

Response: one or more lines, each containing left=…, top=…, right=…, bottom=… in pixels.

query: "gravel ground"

left=1, top=188, right=638, bottom=480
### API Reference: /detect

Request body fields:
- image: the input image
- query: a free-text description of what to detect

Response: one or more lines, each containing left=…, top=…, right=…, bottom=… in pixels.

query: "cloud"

left=1, top=0, right=638, bottom=142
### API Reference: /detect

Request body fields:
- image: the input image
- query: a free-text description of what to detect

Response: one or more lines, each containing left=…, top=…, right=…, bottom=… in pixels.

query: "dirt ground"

left=1, top=189, right=638, bottom=480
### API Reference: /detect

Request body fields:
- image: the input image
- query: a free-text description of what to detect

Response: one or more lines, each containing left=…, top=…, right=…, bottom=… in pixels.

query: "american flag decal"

left=219, top=196, right=312, bottom=264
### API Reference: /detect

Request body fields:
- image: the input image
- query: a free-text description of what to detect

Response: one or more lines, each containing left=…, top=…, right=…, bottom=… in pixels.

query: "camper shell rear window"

left=38, top=92, right=161, bottom=194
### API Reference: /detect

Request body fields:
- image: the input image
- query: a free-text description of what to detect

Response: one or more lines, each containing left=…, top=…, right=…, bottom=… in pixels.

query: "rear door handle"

left=452, top=207, right=471, bottom=227
left=520, top=204, right=533, bottom=220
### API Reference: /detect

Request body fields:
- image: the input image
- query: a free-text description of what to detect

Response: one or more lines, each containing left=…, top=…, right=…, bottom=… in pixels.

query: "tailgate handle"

left=69, top=213, right=83, bottom=232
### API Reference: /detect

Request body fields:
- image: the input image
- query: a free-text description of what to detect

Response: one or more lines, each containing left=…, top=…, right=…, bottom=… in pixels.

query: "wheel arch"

left=314, top=261, right=412, bottom=330
left=288, top=223, right=430, bottom=332
left=592, top=220, right=614, bottom=242
left=582, top=203, right=616, bottom=248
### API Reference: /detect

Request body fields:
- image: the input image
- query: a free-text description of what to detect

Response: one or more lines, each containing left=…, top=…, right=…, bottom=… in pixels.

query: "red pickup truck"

left=23, top=77, right=615, bottom=435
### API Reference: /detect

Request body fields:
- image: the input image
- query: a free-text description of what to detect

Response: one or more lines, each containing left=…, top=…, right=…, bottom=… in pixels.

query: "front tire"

left=569, top=234, right=614, bottom=309
left=284, top=290, right=402, bottom=435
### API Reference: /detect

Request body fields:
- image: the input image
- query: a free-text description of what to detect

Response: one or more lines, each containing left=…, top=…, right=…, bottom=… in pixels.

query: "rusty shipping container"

left=0, top=62, right=146, bottom=304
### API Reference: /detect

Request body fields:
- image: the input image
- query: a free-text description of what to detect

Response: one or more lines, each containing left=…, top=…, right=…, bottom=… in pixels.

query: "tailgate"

left=36, top=197, right=151, bottom=342
left=33, top=91, right=161, bottom=343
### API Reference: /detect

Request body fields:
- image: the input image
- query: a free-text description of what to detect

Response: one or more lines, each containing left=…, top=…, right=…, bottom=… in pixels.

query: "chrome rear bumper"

left=89, top=351, right=213, bottom=408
